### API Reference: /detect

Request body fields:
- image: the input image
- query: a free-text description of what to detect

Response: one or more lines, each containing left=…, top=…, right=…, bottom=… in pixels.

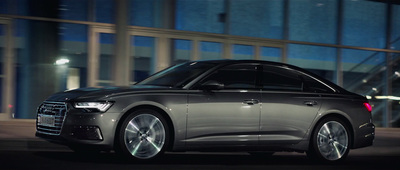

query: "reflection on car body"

left=36, top=60, right=375, bottom=162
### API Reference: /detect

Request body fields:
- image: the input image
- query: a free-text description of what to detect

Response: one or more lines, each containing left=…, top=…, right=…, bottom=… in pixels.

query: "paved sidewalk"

left=0, top=119, right=69, bottom=151
left=0, top=119, right=36, bottom=139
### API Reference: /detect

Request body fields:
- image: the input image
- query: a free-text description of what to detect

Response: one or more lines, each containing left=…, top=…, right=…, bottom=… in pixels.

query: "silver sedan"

left=36, top=60, right=375, bottom=162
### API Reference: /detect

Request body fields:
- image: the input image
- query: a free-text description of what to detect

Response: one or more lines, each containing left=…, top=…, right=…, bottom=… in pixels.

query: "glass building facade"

left=0, top=0, right=399, bottom=127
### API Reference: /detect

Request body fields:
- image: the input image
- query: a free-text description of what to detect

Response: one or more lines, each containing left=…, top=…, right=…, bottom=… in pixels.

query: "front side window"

left=198, top=64, right=258, bottom=89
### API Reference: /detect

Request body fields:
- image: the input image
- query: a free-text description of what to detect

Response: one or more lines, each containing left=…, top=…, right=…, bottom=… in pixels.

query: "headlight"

left=74, top=102, right=113, bottom=112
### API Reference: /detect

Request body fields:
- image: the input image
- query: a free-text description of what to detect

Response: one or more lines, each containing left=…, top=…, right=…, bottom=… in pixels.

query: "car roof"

left=194, top=59, right=306, bottom=71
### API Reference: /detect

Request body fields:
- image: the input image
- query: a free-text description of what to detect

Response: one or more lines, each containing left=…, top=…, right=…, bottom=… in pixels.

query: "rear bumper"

left=353, top=122, right=375, bottom=149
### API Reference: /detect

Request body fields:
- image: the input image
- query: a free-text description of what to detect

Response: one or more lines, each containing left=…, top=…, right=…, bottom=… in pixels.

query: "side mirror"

left=199, top=81, right=224, bottom=90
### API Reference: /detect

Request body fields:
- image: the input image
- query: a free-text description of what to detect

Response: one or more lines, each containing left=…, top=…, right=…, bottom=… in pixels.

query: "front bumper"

left=36, top=109, right=121, bottom=150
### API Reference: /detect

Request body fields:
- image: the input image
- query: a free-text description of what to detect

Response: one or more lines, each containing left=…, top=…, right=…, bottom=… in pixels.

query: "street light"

left=55, top=58, right=70, bottom=65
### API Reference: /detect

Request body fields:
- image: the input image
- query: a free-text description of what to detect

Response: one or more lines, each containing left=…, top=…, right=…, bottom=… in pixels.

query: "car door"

left=259, top=65, right=323, bottom=145
left=186, top=64, right=261, bottom=149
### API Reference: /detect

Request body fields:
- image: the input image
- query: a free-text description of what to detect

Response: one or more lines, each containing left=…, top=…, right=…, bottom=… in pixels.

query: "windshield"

left=136, top=62, right=218, bottom=88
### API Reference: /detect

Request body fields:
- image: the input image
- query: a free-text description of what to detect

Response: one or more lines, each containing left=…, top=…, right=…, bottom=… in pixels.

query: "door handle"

left=304, top=101, right=318, bottom=106
left=243, top=99, right=259, bottom=105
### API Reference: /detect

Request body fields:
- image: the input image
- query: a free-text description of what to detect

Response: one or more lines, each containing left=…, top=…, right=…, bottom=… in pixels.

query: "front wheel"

left=117, top=109, right=170, bottom=161
left=307, top=117, right=351, bottom=162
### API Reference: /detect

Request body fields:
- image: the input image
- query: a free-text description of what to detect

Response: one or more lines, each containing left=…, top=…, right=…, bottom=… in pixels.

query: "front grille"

left=36, top=101, right=67, bottom=135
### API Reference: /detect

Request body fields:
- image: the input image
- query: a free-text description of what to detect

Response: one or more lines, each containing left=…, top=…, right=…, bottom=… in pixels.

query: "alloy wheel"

left=123, top=113, right=166, bottom=159
left=316, top=121, right=349, bottom=161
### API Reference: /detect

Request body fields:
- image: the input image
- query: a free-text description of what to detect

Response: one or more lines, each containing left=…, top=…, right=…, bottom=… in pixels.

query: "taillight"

left=363, top=103, right=372, bottom=112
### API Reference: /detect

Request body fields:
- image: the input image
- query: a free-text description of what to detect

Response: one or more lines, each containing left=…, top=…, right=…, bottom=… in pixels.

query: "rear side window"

left=261, top=65, right=335, bottom=93
left=261, top=66, right=303, bottom=91
left=301, top=75, right=335, bottom=93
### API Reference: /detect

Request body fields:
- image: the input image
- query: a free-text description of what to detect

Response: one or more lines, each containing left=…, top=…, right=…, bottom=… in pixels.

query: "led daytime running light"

left=74, top=102, right=113, bottom=112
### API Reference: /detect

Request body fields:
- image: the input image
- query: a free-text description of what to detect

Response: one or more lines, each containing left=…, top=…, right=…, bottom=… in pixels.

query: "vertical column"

left=87, top=26, right=99, bottom=87
left=279, top=46, right=287, bottom=63
left=88, top=0, right=96, bottom=21
left=384, top=3, right=393, bottom=127
left=223, top=0, right=231, bottom=59
left=156, top=37, right=171, bottom=72
left=191, top=39, right=200, bottom=61
left=4, top=21, right=14, bottom=119
left=114, top=0, right=130, bottom=86
left=254, top=45, right=260, bottom=60
left=223, top=42, right=232, bottom=59
left=223, top=0, right=231, bottom=34
left=0, top=19, right=14, bottom=120
left=335, top=0, right=344, bottom=86
left=282, top=0, right=289, bottom=63
left=162, top=0, right=175, bottom=29
left=385, top=55, right=393, bottom=127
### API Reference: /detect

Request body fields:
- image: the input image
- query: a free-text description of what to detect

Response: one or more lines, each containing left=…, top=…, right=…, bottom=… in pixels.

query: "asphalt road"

left=0, top=120, right=399, bottom=170
left=1, top=150, right=399, bottom=170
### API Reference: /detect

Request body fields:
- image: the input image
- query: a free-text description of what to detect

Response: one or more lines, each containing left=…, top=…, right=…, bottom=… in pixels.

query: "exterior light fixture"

left=55, top=58, right=70, bottom=65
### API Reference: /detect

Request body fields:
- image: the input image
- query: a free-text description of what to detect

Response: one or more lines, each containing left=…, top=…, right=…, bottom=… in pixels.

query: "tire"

left=117, top=109, right=170, bottom=161
left=307, top=117, right=351, bottom=163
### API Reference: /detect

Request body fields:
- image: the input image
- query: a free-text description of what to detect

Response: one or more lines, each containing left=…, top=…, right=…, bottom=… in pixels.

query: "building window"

left=95, top=0, right=114, bottom=23
left=200, top=41, right=223, bottom=60
left=175, top=0, right=225, bottom=34
left=261, top=47, right=281, bottom=62
left=171, top=39, right=192, bottom=65
left=342, top=0, right=387, bottom=48
left=130, top=36, right=156, bottom=83
left=130, top=0, right=162, bottom=27
left=341, top=49, right=386, bottom=126
left=229, top=0, right=284, bottom=39
left=391, top=4, right=400, bottom=50
left=0, top=0, right=11, bottom=14
left=288, top=44, right=336, bottom=83
left=14, top=20, right=88, bottom=118
left=288, top=0, right=338, bottom=44
left=98, top=33, right=114, bottom=86
left=60, top=0, right=89, bottom=21
left=232, top=44, right=254, bottom=60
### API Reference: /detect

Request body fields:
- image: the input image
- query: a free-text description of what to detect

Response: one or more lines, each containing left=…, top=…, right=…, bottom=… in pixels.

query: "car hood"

left=45, top=85, right=176, bottom=102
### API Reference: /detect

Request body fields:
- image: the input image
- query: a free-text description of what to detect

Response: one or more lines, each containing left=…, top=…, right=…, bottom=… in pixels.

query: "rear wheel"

left=307, top=117, right=351, bottom=162
left=117, top=109, right=170, bottom=161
